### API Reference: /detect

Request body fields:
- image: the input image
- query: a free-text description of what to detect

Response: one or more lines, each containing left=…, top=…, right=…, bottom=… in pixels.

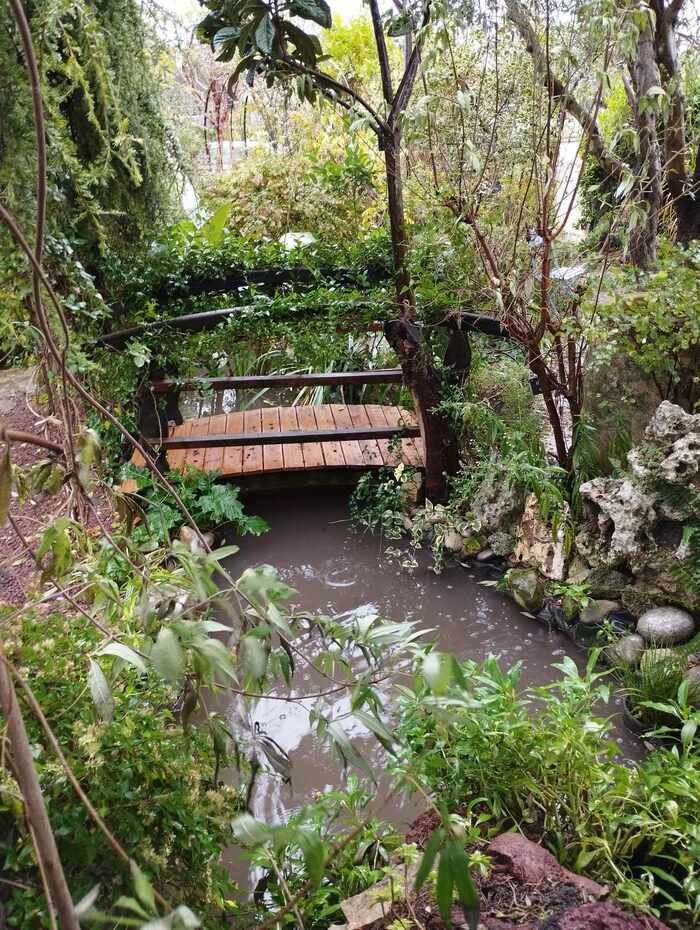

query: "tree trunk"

left=627, top=26, right=664, bottom=268
left=382, top=124, right=459, bottom=499
left=0, top=657, right=80, bottom=930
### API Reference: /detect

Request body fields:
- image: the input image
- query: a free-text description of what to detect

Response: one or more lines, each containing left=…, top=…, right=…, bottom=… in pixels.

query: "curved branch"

left=505, top=0, right=626, bottom=182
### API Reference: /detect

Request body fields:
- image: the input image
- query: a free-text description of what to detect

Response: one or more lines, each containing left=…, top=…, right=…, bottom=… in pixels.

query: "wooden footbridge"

left=124, top=369, right=424, bottom=490
left=106, top=299, right=516, bottom=494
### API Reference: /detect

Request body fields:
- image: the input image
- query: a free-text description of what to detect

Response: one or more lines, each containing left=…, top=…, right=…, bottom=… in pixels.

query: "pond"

left=216, top=486, right=640, bottom=856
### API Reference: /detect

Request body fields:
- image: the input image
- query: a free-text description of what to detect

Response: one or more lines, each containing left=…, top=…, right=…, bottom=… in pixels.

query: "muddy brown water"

left=216, top=487, right=640, bottom=865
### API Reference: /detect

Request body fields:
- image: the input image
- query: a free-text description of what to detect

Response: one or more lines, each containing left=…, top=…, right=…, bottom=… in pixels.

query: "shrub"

left=0, top=607, right=241, bottom=928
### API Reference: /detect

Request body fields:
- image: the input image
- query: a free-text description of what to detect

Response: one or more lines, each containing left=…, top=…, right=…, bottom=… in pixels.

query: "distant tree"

left=196, top=0, right=460, bottom=498
left=506, top=0, right=700, bottom=268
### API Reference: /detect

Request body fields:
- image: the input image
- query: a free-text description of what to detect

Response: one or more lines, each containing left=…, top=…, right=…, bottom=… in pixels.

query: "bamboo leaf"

left=415, top=828, right=443, bottom=891
left=88, top=660, right=114, bottom=723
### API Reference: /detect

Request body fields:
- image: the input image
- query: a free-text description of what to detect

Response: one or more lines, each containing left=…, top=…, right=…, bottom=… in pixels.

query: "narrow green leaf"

left=97, top=642, right=147, bottom=674
left=415, top=828, right=443, bottom=891
left=73, top=884, right=100, bottom=918
left=436, top=847, right=455, bottom=921
left=448, top=841, right=480, bottom=930
left=88, top=660, right=114, bottom=723
left=130, top=860, right=156, bottom=915
left=151, top=627, right=185, bottom=684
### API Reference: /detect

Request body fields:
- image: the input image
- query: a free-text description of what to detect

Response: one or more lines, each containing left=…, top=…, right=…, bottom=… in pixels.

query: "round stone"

left=636, top=607, right=696, bottom=645
left=606, top=633, right=645, bottom=667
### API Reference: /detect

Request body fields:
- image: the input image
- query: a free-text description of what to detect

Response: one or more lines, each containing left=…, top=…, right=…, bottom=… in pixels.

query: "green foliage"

left=237, top=777, right=400, bottom=929
left=198, top=145, right=380, bottom=244
left=196, top=0, right=331, bottom=83
left=393, top=653, right=700, bottom=925
left=120, top=465, right=269, bottom=543
left=0, top=0, right=178, bottom=359
left=0, top=608, right=240, bottom=929
left=350, top=465, right=415, bottom=539
left=586, top=242, right=700, bottom=409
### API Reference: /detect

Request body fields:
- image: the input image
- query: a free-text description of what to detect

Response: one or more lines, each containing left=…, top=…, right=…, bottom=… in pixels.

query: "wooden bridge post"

left=384, top=320, right=459, bottom=501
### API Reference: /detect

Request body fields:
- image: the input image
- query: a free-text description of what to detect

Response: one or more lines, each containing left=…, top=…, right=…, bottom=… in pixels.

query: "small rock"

left=487, top=833, right=605, bottom=899
left=476, top=548, right=496, bottom=563
left=504, top=568, right=545, bottom=612
left=637, top=606, right=695, bottom=645
left=556, top=901, right=670, bottom=930
left=580, top=599, right=622, bottom=625
left=537, top=602, right=575, bottom=633
left=606, top=633, right=645, bottom=667
left=683, top=666, right=700, bottom=707
left=443, top=530, right=465, bottom=553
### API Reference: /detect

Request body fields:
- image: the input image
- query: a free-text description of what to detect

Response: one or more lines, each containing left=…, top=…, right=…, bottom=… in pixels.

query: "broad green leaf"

left=415, top=828, right=443, bottom=891
left=288, top=0, right=331, bottom=28
left=232, top=813, right=269, bottom=846
left=255, top=13, right=275, bottom=54
left=241, top=634, right=267, bottom=680
left=88, top=660, right=114, bottom=723
left=151, top=627, right=185, bottom=683
left=200, top=203, right=230, bottom=247
left=97, top=642, right=147, bottom=674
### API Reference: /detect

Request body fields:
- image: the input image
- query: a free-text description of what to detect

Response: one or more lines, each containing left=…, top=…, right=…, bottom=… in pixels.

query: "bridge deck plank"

left=123, top=404, right=423, bottom=487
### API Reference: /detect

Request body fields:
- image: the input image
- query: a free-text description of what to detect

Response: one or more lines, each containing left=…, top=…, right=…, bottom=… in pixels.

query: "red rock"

left=487, top=834, right=606, bottom=898
left=555, top=902, right=670, bottom=930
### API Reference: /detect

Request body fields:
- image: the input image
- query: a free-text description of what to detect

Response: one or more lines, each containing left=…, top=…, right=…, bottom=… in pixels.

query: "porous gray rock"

left=579, top=599, right=621, bottom=625
left=476, top=548, right=496, bottom=562
left=512, top=494, right=569, bottom=580
left=645, top=400, right=700, bottom=445
left=470, top=474, right=524, bottom=536
left=579, top=477, right=656, bottom=558
left=660, top=432, right=700, bottom=484
left=488, top=530, right=516, bottom=557
left=606, top=633, right=645, bottom=667
left=586, top=567, right=633, bottom=599
left=637, top=606, right=695, bottom=645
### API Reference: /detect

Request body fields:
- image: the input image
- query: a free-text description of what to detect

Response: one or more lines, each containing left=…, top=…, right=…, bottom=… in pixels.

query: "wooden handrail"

left=149, top=369, right=404, bottom=392
left=144, top=424, right=420, bottom=448
left=96, top=306, right=510, bottom=347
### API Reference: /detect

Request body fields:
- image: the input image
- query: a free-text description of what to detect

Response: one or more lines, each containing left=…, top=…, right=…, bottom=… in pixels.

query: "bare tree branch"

left=505, top=0, right=626, bottom=182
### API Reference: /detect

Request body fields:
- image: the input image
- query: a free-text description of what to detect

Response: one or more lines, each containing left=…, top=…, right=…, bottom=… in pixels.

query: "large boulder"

left=579, top=478, right=656, bottom=559
left=470, top=474, right=525, bottom=536
left=637, top=606, right=695, bottom=645
left=512, top=494, right=569, bottom=580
